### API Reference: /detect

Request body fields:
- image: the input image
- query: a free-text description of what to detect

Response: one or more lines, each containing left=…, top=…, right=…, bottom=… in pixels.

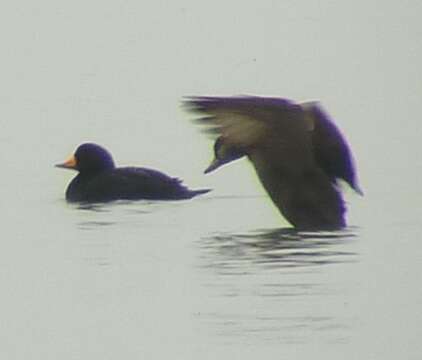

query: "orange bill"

left=55, top=155, right=77, bottom=169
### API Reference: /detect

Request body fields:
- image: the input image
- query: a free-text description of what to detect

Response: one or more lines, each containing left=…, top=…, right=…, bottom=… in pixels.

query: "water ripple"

left=198, top=227, right=358, bottom=271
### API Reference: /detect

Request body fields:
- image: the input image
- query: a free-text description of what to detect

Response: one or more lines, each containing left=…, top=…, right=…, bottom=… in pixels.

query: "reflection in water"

left=199, top=227, right=358, bottom=270
left=78, top=221, right=115, bottom=230
left=76, top=204, right=116, bottom=232
left=195, top=227, right=359, bottom=345
left=70, top=200, right=176, bottom=267
left=74, top=200, right=166, bottom=230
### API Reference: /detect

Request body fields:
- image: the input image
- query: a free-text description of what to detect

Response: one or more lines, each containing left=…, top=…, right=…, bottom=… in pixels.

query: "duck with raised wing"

left=185, top=96, right=362, bottom=230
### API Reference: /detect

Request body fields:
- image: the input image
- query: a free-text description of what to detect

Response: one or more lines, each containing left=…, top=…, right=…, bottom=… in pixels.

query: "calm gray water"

left=1, top=1, right=421, bottom=359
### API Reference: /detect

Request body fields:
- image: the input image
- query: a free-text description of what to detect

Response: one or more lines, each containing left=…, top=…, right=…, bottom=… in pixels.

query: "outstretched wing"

left=185, top=96, right=312, bottom=153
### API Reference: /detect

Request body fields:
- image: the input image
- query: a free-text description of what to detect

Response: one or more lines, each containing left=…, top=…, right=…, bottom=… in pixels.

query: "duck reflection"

left=195, top=228, right=358, bottom=344
left=74, top=200, right=163, bottom=229
left=198, top=227, right=357, bottom=270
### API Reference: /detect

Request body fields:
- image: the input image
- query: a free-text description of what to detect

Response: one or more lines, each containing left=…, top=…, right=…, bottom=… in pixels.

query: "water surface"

left=1, top=1, right=421, bottom=359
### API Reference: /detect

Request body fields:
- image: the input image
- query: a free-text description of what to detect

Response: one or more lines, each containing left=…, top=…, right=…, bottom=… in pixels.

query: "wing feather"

left=185, top=96, right=309, bottom=150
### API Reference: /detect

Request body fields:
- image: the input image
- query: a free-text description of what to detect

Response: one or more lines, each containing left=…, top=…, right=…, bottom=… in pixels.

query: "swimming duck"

left=56, top=143, right=210, bottom=202
left=185, top=96, right=362, bottom=230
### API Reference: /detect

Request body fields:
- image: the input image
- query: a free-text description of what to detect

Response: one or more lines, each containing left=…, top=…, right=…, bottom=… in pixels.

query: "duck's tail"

left=188, top=188, right=212, bottom=198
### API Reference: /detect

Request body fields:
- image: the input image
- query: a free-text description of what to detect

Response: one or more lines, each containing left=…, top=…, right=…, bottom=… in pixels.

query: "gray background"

left=1, top=1, right=421, bottom=359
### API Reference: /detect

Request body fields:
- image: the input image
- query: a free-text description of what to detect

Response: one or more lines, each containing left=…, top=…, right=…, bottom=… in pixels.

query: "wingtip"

left=181, top=96, right=212, bottom=113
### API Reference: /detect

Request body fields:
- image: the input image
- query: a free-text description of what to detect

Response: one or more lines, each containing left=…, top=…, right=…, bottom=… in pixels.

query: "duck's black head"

left=56, top=143, right=115, bottom=174
left=204, top=136, right=245, bottom=174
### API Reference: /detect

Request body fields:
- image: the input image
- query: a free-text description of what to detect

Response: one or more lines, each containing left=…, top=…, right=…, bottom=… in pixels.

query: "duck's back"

left=66, top=167, right=209, bottom=202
